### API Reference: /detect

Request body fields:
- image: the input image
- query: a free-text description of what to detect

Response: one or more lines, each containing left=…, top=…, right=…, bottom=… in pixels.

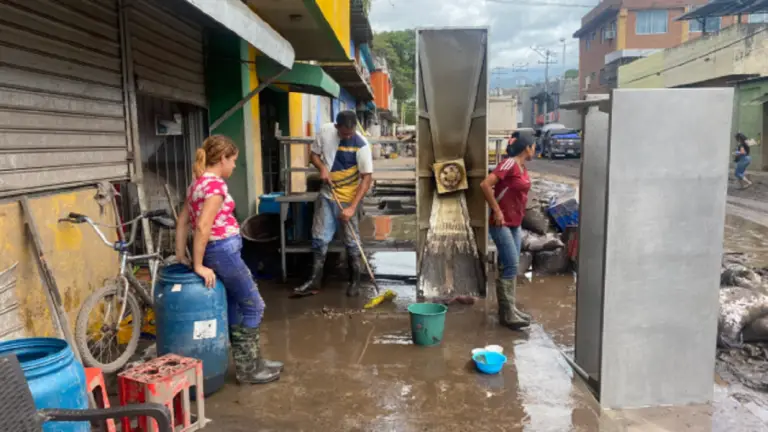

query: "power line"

left=485, top=0, right=596, bottom=8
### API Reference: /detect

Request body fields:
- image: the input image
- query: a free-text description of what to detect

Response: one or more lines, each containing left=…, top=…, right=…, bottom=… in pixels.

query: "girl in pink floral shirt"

left=175, top=135, right=281, bottom=385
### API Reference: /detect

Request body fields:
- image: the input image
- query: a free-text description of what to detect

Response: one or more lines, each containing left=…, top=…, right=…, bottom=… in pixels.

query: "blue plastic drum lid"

left=155, top=264, right=229, bottom=396
left=0, top=338, right=88, bottom=432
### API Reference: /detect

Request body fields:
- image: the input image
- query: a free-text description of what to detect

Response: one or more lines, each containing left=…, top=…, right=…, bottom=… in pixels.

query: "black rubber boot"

left=346, top=254, right=362, bottom=297
left=293, top=251, right=325, bottom=296
left=229, top=326, right=281, bottom=384
left=497, top=278, right=530, bottom=330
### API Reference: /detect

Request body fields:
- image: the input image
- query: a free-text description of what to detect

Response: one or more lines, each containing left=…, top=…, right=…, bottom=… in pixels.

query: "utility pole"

left=560, top=38, right=567, bottom=120
left=531, top=46, right=557, bottom=124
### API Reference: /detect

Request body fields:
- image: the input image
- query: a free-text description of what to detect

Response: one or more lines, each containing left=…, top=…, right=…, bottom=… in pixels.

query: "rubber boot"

left=293, top=250, right=325, bottom=295
left=346, top=254, right=362, bottom=297
left=505, top=277, right=532, bottom=322
left=229, top=325, right=281, bottom=384
left=497, top=278, right=530, bottom=330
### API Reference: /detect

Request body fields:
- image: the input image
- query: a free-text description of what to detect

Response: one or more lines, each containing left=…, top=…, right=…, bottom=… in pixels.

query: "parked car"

left=537, top=123, right=581, bottom=159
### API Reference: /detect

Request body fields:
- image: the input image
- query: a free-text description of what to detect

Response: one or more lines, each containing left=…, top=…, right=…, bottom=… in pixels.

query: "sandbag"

left=533, top=248, right=570, bottom=274
left=522, top=209, right=549, bottom=235
left=518, top=252, right=533, bottom=275
left=718, top=286, right=768, bottom=348
left=523, top=232, right=564, bottom=252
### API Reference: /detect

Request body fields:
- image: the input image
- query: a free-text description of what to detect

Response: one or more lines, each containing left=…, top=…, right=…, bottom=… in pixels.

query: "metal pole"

left=543, top=51, right=549, bottom=123
left=210, top=72, right=285, bottom=132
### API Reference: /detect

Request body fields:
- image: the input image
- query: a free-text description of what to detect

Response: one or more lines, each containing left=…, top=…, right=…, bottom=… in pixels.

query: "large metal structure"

left=416, top=28, right=489, bottom=297
left=574, top=88, right=733, bottom=408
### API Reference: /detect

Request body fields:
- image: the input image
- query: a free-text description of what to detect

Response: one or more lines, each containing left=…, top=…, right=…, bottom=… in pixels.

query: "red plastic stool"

left=85, top=367, right=117, bottom=432
left=118, top=354, right=208, bottom=431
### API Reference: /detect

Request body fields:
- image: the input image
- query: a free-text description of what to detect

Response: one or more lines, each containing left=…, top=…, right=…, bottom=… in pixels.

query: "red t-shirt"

left=490, top=158, right=531, bottom=227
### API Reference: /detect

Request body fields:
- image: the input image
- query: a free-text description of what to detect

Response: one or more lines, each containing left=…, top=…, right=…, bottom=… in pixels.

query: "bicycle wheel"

left=75, top=279, right=142, bottom=373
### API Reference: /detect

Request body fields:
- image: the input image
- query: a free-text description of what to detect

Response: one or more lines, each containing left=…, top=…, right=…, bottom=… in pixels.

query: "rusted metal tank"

left=415, top=28, right=489, bottom=298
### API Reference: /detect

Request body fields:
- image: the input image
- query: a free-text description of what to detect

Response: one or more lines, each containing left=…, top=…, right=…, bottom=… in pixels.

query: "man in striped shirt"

left=293, top=111, right=374, bottom=297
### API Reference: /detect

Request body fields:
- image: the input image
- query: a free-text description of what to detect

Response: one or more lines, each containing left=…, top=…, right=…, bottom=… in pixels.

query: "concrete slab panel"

left=599, top=88, right=733, bottom=409
left=575, top=105, right=610, bottom=382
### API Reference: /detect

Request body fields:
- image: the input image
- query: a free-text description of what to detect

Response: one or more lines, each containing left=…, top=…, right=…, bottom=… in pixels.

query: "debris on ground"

left=717, top=253, right=768, bottom=391
left=516, top=179, right=576, bottom=275
left=533, top=248, right=570, bottom=275
left=313, top=306, right=365, bottom=319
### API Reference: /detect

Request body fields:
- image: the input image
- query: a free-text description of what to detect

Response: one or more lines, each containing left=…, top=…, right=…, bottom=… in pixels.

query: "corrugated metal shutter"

left=0, top=0, right=129, bottom=197
left=128, top=0, right=206, bottom=107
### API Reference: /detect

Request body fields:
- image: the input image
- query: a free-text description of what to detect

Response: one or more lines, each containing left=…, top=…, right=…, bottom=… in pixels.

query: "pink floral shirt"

left=187, top=173, right=239, bottom=241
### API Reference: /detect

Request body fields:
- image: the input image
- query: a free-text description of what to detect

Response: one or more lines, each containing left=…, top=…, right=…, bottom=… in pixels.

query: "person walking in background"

left=293, top=111, right=374, bottom=298
left=734, top=132, right=753, bottom=189
left=480, top=133, right=536, bottom=330
left=175, top=135, right=283, bottom=385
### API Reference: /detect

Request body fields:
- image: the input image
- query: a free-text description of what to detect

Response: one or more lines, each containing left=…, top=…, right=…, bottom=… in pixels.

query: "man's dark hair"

left=735, top=132, right=747, bottom=142
left=507, top=132, right=534, bottom=157
left=336, top=110, right=357, bottom=129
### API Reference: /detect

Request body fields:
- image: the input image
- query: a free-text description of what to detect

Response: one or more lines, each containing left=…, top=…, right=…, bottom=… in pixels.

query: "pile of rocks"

left=718, top=253, right=768, bottom=348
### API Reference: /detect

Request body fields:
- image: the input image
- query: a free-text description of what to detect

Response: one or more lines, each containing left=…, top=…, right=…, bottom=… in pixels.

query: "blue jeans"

left=735, top=155, right=752, bottom=180
left=203, top=235, right=265, bottom=328
left=490, top=226, right=522, bottom=280
left=311, top=195, right=361, bottom=257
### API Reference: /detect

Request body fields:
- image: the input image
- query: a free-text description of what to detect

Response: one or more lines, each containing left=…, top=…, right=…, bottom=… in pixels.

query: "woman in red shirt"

left=176, top=135, right=282, bottom=384
left=480, top=134, right=536, bottom=330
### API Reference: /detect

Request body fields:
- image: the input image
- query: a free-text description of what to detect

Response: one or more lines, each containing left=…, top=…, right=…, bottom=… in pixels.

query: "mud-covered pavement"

left=206, top=274, right=609, bottom=431
left=204, top=264, right=768, bottom=431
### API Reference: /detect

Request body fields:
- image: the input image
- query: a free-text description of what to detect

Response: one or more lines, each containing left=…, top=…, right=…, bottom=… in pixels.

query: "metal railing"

left=277, top=136, right=413, bottom=193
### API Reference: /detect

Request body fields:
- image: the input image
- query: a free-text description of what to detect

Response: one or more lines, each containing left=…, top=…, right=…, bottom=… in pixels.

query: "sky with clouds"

left=369, top=0, right=593, bottom=75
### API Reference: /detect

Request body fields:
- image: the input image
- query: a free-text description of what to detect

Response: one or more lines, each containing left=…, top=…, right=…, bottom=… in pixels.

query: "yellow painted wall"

left=618, top=50, right=665, bottom=88
left=619, top=24, right=768, bottom=89
left=247, top=46, right=265, bottom=205
left=316, top=0, right=351, bottom=57
left=0, top=189, right=119, bottom=337
left=289, top=93, right=308, bottom=192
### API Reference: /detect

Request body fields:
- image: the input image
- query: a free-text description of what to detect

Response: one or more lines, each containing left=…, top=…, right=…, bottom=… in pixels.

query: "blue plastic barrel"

left=0, top=338, right=88, bottom=431
left=154, top=264, right=229, bottom=396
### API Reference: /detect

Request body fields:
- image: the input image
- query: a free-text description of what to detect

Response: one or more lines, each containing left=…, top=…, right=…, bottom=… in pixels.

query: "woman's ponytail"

left=193, top=147, right=207, bottom=179
left=192, top=135, right=238, bottom=179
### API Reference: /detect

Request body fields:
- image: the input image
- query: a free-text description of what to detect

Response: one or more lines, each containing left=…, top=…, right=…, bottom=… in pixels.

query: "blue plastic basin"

left=472, top=351, right=507, bottom=375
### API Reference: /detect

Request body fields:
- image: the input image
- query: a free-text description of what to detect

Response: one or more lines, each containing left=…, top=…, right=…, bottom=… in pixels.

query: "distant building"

left=573, top=0, right=739, bottom=98
left=370, top=55, right=398, bottom=137
left=619, top=22, right=768, bottom=170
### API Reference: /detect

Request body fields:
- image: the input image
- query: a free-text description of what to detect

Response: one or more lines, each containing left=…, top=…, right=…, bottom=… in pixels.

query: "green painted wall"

left=735, top=81, right=766, bottom=171
left=205, top=31, right=254, bottom=220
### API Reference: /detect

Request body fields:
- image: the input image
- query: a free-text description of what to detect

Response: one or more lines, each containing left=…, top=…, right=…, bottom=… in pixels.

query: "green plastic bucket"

left=408, top=303, right=448, bottom=346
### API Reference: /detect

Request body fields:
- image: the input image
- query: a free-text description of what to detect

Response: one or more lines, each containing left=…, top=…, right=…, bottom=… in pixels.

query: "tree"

left=373, top=30, right=416, bottom=111
left=564, top=69, right=578, bottom=79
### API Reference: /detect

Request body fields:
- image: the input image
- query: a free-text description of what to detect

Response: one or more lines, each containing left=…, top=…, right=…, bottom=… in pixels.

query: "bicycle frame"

left=60, top=212, right=166, bottom=310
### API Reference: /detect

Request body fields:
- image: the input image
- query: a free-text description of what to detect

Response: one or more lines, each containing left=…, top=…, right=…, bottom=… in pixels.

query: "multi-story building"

left=573, top=0, right=738, bottom=97
left=370, top=55, right=398, bottom=136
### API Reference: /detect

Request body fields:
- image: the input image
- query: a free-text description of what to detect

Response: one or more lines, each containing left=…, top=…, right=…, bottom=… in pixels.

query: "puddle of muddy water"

left=723, top=214, right=768, bottom=268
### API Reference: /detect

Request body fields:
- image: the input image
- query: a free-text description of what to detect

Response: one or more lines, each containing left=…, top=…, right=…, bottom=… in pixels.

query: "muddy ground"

left=199, top=158, right=768, bottom=430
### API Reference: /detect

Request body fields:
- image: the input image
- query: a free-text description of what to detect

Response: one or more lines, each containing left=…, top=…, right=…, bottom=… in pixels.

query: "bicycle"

left=59, top=209, right=175, bottom=373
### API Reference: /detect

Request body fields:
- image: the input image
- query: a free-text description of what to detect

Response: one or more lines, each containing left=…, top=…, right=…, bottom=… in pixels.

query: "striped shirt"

left=312, top=123, right=374, bottom=203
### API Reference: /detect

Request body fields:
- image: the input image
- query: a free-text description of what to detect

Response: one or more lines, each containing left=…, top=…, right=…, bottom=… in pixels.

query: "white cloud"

left=369, top=0, right=586, bottom=69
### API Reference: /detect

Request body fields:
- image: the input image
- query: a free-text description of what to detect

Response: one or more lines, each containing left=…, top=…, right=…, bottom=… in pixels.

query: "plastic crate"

left=258, top=192, right=285, bottom=215
left=547, top=197, right=579, bottom=232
